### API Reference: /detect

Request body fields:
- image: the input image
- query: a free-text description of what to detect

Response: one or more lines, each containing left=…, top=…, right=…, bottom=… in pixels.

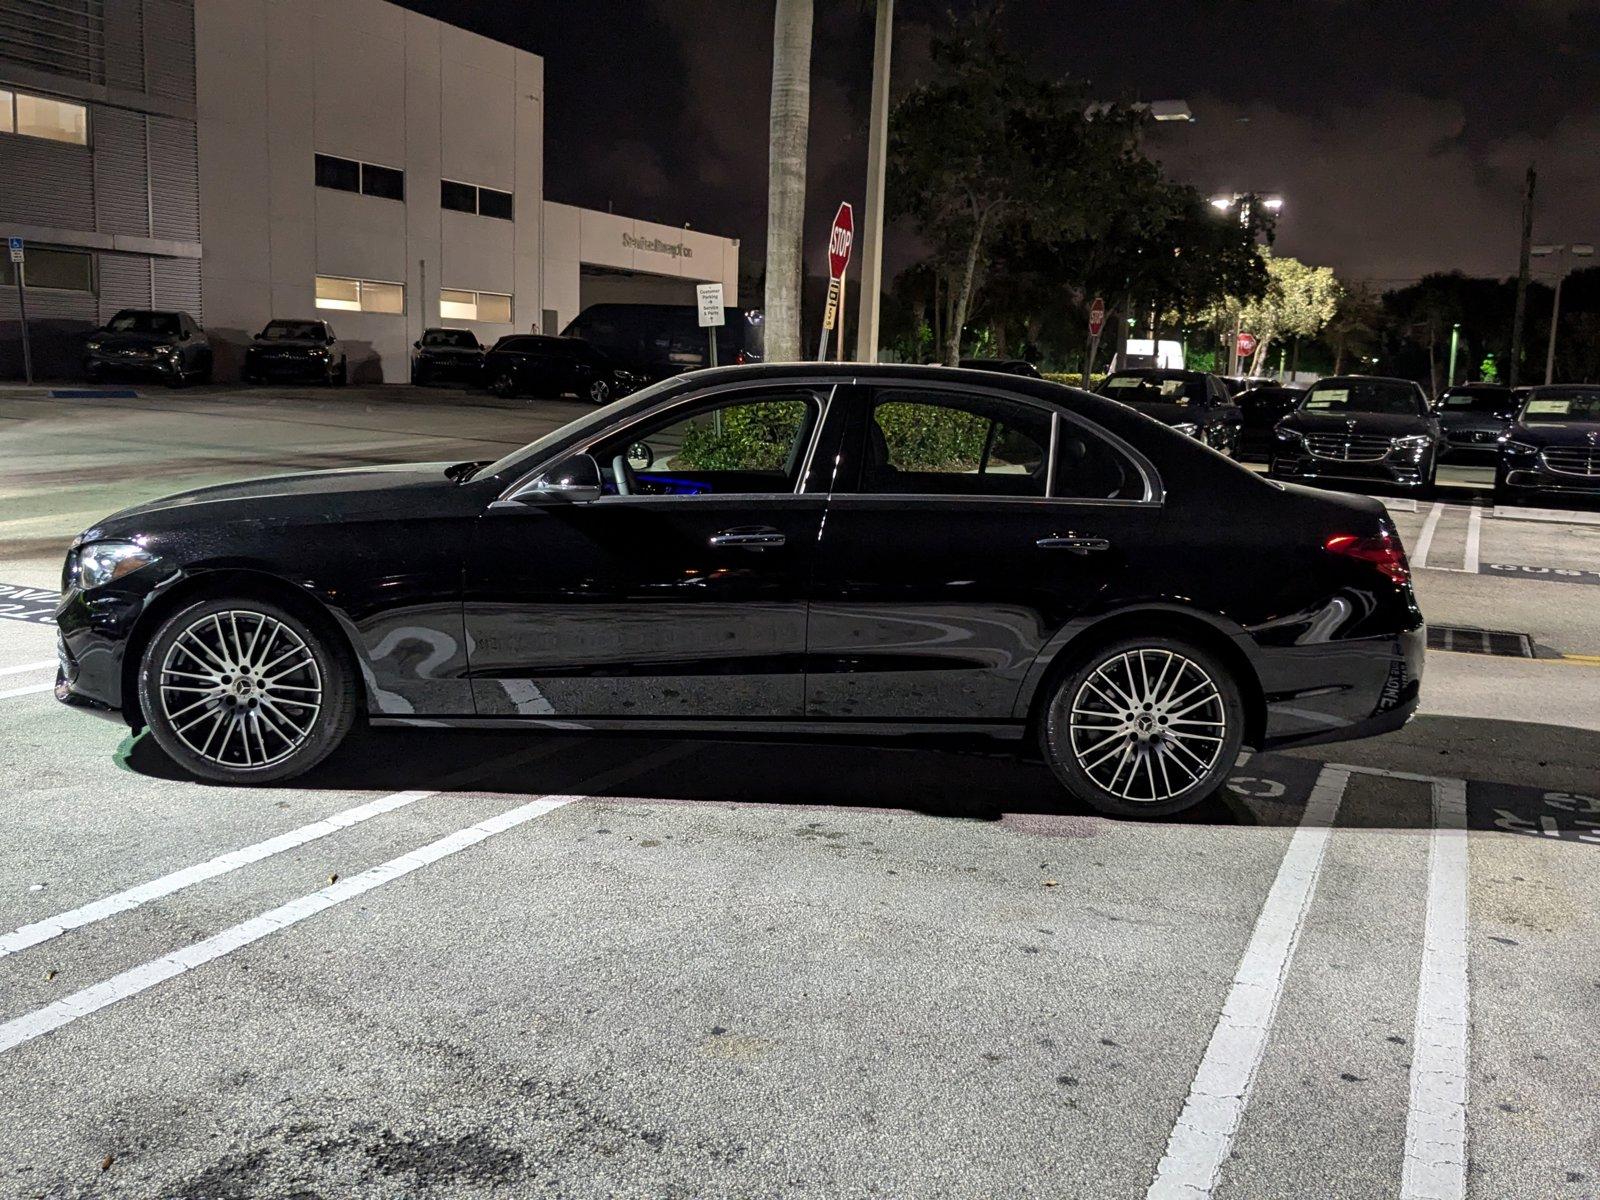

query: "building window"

left=440, top=289, right=512, bottom=323
left=440, top=179, right=513, bottom=221
left=0, top=88, right=88, bottom=145
left=315, top=154, right=405, bottom=202
left=0, top=247, right=94, bottom=292
left=316, top=275, right=404, bottom=314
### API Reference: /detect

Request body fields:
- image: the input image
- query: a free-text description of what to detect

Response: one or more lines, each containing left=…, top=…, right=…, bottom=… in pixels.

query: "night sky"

left=400, top=0, right=1600, bottom=289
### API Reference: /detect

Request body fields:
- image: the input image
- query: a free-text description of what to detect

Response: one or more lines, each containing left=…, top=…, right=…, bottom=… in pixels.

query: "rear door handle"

left=710, top=526, right=787, bottom=549
left=1037, top=535, right=1110, bottom=554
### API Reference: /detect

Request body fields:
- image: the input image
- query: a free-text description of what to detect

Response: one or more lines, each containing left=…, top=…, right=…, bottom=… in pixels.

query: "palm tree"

left=764, top=0, right=813, bottom=362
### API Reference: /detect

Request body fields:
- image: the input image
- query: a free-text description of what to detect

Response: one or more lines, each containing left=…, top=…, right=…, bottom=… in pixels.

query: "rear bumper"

left=1256, top=624, right=1425, bottom=750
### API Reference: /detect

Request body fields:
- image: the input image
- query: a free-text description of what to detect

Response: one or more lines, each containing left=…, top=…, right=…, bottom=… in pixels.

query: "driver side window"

left=589, top=390, right=823, bottom=497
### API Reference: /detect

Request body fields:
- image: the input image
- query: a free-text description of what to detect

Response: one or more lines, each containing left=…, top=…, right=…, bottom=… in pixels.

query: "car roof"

left=1310, top=374, right=1418, bottom=388
left=1527, top=383, right=1600, bottom=393
left=1104, top=368, right=1208, bottom=380
left=1442, top=382, right=1508, bottom=392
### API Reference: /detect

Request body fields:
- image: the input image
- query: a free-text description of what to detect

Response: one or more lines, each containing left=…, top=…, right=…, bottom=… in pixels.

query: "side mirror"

left=528, top=453, right=604, bottom=504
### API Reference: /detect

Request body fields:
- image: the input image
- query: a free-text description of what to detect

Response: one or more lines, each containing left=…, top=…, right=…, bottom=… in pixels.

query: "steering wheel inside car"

left=611, top=453, right=639, bottom=497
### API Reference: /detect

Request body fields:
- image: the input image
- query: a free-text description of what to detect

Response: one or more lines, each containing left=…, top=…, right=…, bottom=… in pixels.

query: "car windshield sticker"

left=1105, top=377, right=1141, bottom=389
left=1524, top=399, right=1569, bottom=415
left=1306, top=388, right=1349, bottom=409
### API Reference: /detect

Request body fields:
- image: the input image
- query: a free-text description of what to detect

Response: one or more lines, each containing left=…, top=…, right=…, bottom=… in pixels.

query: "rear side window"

left=853, top=391, right=1051, bottom=498
left=1053, top=421, right=1146, bottom=501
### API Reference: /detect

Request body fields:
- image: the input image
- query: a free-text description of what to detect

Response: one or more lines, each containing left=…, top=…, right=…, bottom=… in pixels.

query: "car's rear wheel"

left=138, top=597, right=357, bottom=784
left=589, top=378, right=613, bottom=405
left=491, top=371, right=518, bottom=398
left=1040, top=636, right=1245, bottom=817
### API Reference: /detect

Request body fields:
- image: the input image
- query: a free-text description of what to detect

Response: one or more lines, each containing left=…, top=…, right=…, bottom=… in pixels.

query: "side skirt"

left=369, top=716, right=1027, bottom=740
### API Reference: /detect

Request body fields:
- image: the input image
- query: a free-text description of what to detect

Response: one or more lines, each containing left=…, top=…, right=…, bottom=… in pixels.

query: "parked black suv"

left=481, top=335, right=646, bottom=403
left=242, top=319, right=346, bottom=386
left=1433, top=383, right=1515, bottom=463
left=1271, top=376, right=1440, bottom=492
left=84, top=310, right=212, bottom=387
left=1097, top=369, right=1241, bottom=456
left=1495, top=385, right=1600, bottom=503
left=560, top=303, right=764, bottom=380
left=411, top=328, right=485, bottom=385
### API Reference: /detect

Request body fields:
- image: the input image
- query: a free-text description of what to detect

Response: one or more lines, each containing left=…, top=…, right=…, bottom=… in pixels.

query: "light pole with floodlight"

left=1208, top=193, right=1284, bottom=373
left=1530, top=242, right=1595, bottom=384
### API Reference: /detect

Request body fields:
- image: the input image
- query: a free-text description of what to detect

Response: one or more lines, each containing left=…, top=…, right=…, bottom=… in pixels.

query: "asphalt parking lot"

left=2, top=383, right=1599, bottom=1198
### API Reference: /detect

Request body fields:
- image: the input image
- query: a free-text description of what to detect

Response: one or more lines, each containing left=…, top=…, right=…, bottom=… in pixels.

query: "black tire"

left=589, top=377, right=613, bottom=405
left=1039, top=635, right=1246, bottom=817
left=333, top=357, right=347, bottom=387
left=491, top=371, right=518, bottom=399
left=138, top=596, right=357, bottom=784
left=166, top=365, right=186, bottom=389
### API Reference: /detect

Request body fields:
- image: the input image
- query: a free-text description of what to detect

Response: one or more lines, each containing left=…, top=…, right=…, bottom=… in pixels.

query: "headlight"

left=156, top=345, right=179, bottom=359
left=1500, top=438, right=1538, bottom=457
left=1171, top=422, right=1200, bottom=437
left=77, top=541, right=159, bottom=589
left=85, top=340, right=102, bottom=353
left=1275, top=427, right=1302, bottom=442
left=1391, top=434, right=1431, bottom=452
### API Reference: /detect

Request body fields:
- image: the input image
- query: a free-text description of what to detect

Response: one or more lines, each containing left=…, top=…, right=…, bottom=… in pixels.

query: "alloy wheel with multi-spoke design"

left=156, top=608, right=324, bottom=771
left=1065, top=647, right=1228, bottom=806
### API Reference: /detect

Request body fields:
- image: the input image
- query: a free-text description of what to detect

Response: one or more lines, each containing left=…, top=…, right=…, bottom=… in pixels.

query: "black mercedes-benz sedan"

left=1270, top=375, right=1440, bottom=492
left=1433, top=383, right=1515, bottom=463
left=481, top=334, right=647, bottom=402
left=242, top=319, right=346, bottom=386
left=1495, top=385, right=1600, bottom=502
left=1237, top=385, right=1304, bottom=461
left=55, top=364, right=1423, bottom=817
left=411, top=327, right=485, bottom=386
left=1097, top=369, right=1241, bottom=456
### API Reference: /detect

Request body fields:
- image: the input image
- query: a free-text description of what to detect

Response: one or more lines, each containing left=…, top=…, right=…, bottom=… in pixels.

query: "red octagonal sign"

left=828, top=202, right=855, bottom=279
left=1236, top=331, right=1258, bottom=357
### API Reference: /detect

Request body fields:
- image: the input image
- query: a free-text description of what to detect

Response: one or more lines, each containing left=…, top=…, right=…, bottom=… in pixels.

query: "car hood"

left=251, top=338, right=328, bottom=350
left=1281, top=411, right=1432, bottom=436
left=90, top=331, right=177, bottom=349
left=79, top=462, right=463, bottom=542
left=1509, top=420, right=1600, bottom=448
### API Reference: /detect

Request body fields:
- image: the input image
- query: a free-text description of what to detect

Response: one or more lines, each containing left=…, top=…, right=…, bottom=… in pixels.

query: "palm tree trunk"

left=944, top=204, right=993, bottom=365
left=763, top=0, right=813, bottom=362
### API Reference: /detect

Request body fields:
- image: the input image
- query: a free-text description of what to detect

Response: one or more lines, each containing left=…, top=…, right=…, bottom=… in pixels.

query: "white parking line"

left=1146, top=764, right=1349, bottom=1199
left=1412, top=503, right=1445, bottom=570
left=0, top=740, right=569, bottom=962
left=0, top=744, right=690, bottom=1056
left=0, top=660, right=56, bottom=677
left=1462, top=506, right=1482, bottom=576
left=0, top=681, right=54, bottom=700
left=1400, top=778, right=1470, bottom=1200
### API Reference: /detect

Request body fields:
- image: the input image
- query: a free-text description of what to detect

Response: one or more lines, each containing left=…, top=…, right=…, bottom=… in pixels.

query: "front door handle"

left=710, top=526, right=787, bottom=549
left=1037, top=535, right=1110, bottom=554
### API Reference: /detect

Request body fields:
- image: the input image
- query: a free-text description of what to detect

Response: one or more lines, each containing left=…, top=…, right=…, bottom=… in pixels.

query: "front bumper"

left=1439, top=429, right=1504, bottom=462
left=246, top=353, right=330, bottom=379
left=1270, top=447, right=1432, bottom=489
left=1500, top=461, right=1600, bottom=496
left=85, top=350, right=179, bottom=379
left=1257, top=623, right=1425, bottom=750
left=54, top=570, right=172, bottom=726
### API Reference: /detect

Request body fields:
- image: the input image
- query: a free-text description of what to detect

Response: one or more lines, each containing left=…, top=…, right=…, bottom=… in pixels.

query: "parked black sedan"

left=1433, top=383, right=1515, bottom=463
left=1494, top=385, right=1600, bottom=503
left=411, top=327, right=485, bottom=385
left=481, top=335, right=646, bottom=402
left=84, top=310, right=212, bottom=387
left=241, top=319, right=346, bottom=385
left=1270, top=376, right=1440, bottom=492
left=56, top=364, right=1422, bottom=817
left=1237, top=385, right=1304, bottom=461
left=1097, top=368, right=1241, bottom=456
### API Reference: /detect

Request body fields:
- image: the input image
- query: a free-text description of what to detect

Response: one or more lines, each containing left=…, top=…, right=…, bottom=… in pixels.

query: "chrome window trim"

left=848, top=378, right=1164, bottom=506
left=498, top=379, right=840, bottom=505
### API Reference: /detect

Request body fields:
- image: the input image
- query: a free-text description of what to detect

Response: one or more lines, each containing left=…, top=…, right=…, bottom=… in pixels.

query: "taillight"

left=1324, top=531, right=1410, bottom=585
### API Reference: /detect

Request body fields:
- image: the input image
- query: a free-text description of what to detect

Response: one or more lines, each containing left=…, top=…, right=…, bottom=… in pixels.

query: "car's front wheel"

left=1039, top=636, right=1245, bottom=817
left=589, top=377, right=613, bottom=404
left=491, top=371, right=518, bottom=398
left=138, top=597, right=357, bottom=784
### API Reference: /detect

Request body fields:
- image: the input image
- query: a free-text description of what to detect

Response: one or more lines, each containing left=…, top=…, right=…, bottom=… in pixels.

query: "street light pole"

left=853, top=0, right=893, bottom=363
left=1532, top=242, right=1594, bottom=385
left=1447, top=323, right=1460, bottom=387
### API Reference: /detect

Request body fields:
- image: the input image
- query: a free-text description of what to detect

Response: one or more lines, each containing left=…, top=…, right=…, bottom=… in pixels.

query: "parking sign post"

left=696, top=282, right=725, bottom=369
left=8, top=238, right=32, bottom=385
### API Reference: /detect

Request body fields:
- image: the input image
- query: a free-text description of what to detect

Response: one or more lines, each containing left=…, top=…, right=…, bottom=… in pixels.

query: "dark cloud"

left=399, top=0, right=1600, bottom=285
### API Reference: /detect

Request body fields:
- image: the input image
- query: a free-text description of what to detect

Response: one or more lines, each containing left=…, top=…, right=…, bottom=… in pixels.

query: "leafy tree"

left=1322, top=283, right=1383, bottom=375
left=1202, top=251, right=1340, bottom=376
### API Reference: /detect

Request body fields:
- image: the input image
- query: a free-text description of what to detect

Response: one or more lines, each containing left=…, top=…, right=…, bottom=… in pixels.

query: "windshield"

left=106, top=311, right=179, bottom=336
left=478, top=376, right=684, bottom=481
left=423, top=329, right=477, bottom=348
left=1522, top=391, right=1600, bottom=423
left=1300, top=381, right=1423, bottom=416
left=1438, top=389, right=1508, bottom=414
left=261, top=321, right=324, bottom=341
left=1102, top=375, right=1206, bottom=406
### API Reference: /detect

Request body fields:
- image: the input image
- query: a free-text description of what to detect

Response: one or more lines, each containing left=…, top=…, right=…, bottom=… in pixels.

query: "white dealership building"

left=0, top=0, right=739, bottom=381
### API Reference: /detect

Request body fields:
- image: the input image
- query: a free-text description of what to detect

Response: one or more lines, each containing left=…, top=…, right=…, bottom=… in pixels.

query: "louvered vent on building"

left=0, top=0, right=106, bottom=84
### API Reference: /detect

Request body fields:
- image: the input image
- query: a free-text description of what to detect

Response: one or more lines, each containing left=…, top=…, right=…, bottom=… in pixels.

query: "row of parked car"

left=1085, top=367, right=1600, bottom=503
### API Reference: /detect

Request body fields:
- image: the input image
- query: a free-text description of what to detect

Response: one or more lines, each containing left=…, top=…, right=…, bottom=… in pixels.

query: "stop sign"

left=1236, top=331, right=1258, bottom=357
left=827, top=202, right=855, bottom=279
left=1088, top=296, right=1106, bottom=338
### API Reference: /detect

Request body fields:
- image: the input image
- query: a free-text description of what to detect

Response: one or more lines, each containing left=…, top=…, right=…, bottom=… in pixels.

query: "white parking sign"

left=7, top=236, right=21, bottom=264
left=696, top=282, right=725, bottom=328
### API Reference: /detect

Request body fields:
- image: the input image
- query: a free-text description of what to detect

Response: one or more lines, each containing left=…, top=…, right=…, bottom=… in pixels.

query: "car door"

left=464, top=382, right=839, bottom=719
left=805, top=382, right=1160, bottom=721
